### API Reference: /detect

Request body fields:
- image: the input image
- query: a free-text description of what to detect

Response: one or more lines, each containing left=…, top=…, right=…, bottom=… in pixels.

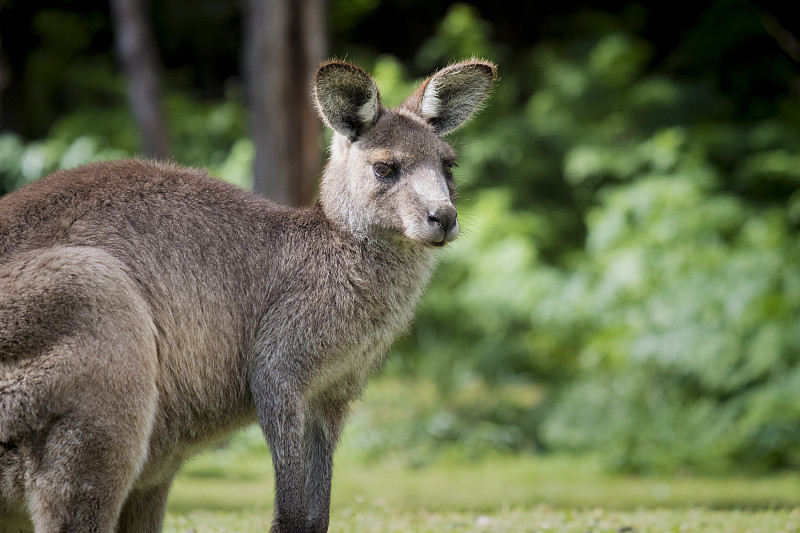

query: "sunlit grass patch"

left=164, top=506, right=800, bottom=533
left=164, top=510, right=270, bottom=533
left=169, top=432, right=800, bottom=515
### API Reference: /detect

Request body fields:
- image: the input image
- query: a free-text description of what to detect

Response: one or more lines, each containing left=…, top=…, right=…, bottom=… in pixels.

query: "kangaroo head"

left=314, top=59, right=496, bottom=247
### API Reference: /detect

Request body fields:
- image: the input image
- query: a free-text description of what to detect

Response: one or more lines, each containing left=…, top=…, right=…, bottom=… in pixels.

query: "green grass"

left=166, top=431, right=800, bottom=533
left=170, top=451, right=800, bottom=512
left=163, top=379, right=800, bottom=532
left=165, top=506, right=800, bottom=533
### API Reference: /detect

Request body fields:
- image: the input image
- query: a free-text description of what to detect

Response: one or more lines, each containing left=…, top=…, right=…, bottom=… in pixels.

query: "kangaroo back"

left=0, top=59, right=496, bottom=533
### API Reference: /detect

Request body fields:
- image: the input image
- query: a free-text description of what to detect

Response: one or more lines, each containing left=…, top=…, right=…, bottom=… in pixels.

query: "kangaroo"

left=0, top=59, right=496, bottom=533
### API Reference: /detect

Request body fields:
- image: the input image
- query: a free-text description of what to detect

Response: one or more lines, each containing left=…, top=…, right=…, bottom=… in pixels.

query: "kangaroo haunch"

left=0, top=59, right=496, bottom=533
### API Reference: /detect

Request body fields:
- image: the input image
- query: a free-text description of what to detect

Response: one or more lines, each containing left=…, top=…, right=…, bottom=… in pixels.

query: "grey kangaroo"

left=0, top=58, right=496, bottom=533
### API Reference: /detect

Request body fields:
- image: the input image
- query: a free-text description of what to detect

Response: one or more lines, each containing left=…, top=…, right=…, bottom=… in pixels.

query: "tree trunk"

left=109, top=0, right=170, bottom=159
left=242, top=0, right=326, bottom=206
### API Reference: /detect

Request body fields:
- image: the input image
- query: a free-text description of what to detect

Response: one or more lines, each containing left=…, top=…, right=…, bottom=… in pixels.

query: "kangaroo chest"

left=253, top=245, right=434, bottom=402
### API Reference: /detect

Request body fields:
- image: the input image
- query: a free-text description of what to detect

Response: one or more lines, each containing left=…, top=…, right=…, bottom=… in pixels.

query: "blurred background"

left=1, top=0, right=799, bottom=478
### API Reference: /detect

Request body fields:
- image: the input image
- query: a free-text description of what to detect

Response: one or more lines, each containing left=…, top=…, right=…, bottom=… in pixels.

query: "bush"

left=542, top=175, right=800, bottom=473
left=0, top=92, right=249, bottom=194
left=384, top=7, right=800, bottom=474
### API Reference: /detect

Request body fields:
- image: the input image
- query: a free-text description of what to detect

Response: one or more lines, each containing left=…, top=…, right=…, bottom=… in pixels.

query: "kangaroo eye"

left=373, top=162, right=397, bottom=179
left=443, top=160, right=458, bottom=179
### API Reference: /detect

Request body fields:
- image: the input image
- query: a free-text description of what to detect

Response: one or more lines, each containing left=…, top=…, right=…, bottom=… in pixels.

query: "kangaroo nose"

left=428, top=204, right=458, bottom=241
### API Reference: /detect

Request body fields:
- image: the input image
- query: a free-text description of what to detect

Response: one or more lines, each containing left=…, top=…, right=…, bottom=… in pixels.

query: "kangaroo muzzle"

left=427, top=203, right=459, bottom=246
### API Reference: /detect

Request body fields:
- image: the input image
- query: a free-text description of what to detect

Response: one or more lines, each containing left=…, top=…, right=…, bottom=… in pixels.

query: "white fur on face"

left=410, top=166, right=450, bottom=205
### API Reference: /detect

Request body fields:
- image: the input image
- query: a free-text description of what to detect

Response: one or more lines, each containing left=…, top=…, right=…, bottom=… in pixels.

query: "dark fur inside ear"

left=404, top=60, right=497, bottom=135
left=314, top=61, right=381, bottom=140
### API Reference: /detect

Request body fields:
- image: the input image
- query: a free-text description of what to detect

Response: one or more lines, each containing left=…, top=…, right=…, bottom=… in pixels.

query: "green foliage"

left=380, top=7, right=800, bottom=474
left=20, top=8, right=120, bottom=136
left=415, top=3, right=498, bottom=70
left=541, top=176, right=800, bottom=473
left=0, top=130, right=129, bottom=192
left=163, top=93, right=251, bottom=188
left=339, top=378, right=544, bottom=467
left=0, top=91, right=250, bottom=192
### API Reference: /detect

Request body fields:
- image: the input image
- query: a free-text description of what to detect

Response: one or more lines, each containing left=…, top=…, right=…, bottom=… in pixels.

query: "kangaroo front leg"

left=304, top=400, right=349, bottom=533
left=117, top=479, right=174, bottom=533
left=255, top=381, right=309, bottom=533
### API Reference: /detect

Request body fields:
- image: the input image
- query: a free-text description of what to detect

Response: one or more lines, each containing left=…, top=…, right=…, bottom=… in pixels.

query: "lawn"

left=163, top=380, right=800, bottom=533
left=165, top=507, right=799, bottom=533
left=165, top=433, right=800, bottom=533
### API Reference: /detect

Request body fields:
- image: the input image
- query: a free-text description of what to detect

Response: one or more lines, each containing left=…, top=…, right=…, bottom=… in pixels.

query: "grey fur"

left=0, top=59, right=496, bottom=533
left=313, top=61, right=380, bottom=141
left=403, top=59, right=497, bottom=135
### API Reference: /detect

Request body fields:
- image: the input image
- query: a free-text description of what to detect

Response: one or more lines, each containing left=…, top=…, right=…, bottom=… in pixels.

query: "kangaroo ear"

left=314, top=60, right=381, bottom=141
left=404, top=59, right=497, bottom=135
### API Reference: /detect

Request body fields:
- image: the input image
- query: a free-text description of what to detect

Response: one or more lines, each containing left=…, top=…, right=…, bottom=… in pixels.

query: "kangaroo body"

left=0, top=60, right=495, bottom=533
